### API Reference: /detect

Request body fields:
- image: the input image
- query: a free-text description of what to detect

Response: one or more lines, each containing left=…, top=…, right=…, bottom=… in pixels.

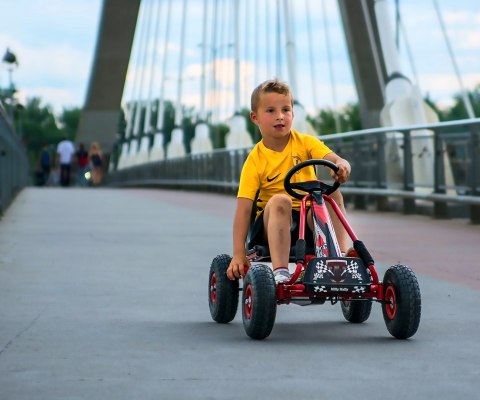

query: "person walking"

left=75, top=143, right=89, bottom=187
left=56, top=136, right=76, bottom=187
left=88, top=141, right=104, bottom=186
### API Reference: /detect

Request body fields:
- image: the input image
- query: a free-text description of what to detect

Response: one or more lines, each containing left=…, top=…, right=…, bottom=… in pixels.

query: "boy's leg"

left=263, top=194, right=292, bottom=269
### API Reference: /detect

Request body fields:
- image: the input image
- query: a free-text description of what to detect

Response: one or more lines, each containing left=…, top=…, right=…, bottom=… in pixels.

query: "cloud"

left=3, top=0, right=480, bottom=124
left=419, top=72, right=480, bottom=103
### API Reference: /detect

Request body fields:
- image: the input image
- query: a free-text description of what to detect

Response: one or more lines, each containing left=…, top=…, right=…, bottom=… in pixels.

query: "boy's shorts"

left=247, top=210, right=314, bottom=250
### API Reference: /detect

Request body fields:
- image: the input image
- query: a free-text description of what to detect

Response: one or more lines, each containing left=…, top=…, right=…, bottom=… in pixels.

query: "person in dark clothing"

left=39, top=144, right=51, bottom=185
left=75, top=143, right=89, bottom=187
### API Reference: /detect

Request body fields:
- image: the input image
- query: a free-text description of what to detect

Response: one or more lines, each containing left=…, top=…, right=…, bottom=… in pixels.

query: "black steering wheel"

left=284, top=159, right=340, bottom=200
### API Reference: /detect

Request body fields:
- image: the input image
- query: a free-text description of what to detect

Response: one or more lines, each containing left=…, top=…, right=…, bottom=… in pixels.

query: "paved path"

left=0, top=188, right=479, bottom=399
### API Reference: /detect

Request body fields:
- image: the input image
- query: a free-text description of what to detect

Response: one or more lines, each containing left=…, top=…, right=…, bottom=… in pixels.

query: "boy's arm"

left=324, top=152, right=351, bottom=184
left=227, top=197, right=253, bottom=280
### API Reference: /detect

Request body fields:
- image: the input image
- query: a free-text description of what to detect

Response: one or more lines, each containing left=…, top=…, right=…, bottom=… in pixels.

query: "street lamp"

left=2, top=47, right=21, bottom=129
left=2, top=47, right=18, bottom=94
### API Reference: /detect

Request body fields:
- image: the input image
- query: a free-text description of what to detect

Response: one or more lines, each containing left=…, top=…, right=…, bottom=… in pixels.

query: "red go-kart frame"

left=209, top=159, right=421, bottom=340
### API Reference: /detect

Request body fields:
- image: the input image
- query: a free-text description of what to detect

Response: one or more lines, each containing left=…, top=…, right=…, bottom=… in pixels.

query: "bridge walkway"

left=0, top=188, right=479, bottom=399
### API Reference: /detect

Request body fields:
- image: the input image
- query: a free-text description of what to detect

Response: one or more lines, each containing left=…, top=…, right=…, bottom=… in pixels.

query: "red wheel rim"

left=244, top=284, right=253, bottom=320
left=385, top=285, right=397, bottom=320
left=210, top=274, right=217, bottom=304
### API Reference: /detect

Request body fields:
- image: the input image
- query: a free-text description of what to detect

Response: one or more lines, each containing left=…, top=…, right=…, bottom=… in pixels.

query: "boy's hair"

left=250, top=79, right=293, bottom=112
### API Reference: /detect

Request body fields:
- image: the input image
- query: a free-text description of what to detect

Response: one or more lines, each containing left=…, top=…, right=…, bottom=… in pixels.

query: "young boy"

left=226, top=79, right=351, bottom=284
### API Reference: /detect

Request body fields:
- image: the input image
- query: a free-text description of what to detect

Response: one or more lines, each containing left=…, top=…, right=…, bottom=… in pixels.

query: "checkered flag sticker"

left=352, top=286, right=366, bottom=293
left=346, top=260, right=364, bottom=281
left=314, top=285, right=327, bottom=293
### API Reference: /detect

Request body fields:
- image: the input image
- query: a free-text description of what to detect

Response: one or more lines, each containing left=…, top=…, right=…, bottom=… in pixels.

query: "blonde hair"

left=250, top=79, right=293, bottom=112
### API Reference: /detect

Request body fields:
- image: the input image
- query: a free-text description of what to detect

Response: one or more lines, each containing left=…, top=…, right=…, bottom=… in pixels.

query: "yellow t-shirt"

left=237, top=129, right=332, bottom=216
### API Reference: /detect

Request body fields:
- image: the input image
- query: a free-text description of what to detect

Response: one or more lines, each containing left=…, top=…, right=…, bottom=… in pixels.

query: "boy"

left=227, top=79, right=351, bottom=284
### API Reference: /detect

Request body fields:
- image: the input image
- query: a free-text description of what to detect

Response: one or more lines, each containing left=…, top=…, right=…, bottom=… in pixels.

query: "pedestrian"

left=56, top=135, right=76, bottom=187
left=226, top=79, right=351, bottom=284
left=37, top=144, right=51, bottom=186
left=88, top=141, right=104, bottom=186
left=75, top=143, right=89, bottom=187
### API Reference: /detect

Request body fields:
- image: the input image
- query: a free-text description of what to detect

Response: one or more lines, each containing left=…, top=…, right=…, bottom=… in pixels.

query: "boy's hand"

left=227, top=256, right=250, bottom=280
left=330, top=159, right=351, bottom=184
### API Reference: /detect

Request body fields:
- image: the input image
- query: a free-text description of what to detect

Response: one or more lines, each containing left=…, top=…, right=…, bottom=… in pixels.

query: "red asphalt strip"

left=130, top=189, right=480, bottom=291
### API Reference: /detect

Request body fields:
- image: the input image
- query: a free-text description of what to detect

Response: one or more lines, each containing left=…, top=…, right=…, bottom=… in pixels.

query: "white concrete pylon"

left=116, top=142, right=130, bottom=170
left=292, top=102, right=317, bottom=135
left=166, top=127, right=186, bottom=159
left=226, top=114, right=253, bottom=149
left=127, top=139, right=139, bottom=167
left=136, top=136, right=151, bottom=164
left=190, top=122, right=213, bottom=154
left=149, top=132, right=165, bottom=162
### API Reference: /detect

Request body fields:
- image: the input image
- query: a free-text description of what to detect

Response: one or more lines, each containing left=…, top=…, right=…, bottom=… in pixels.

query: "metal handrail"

left=107, top=119, right=480, bottom=223
left=0, top=102, right=29, bottom=215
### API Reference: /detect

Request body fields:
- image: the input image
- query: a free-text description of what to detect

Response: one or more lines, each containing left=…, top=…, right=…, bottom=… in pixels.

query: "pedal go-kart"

left=208, top=159, right=421, bottom=340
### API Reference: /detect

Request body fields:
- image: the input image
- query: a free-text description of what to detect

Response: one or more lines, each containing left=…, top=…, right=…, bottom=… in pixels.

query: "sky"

left=1, top=0, right=479, bottom=121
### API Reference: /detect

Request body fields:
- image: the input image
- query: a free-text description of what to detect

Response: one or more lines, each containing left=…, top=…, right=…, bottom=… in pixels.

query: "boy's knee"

left=268, top=194, right=292, bottom=215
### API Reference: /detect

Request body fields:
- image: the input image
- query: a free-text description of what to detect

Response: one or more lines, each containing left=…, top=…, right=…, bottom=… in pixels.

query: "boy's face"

left=250, top=92, right=294, bottom=141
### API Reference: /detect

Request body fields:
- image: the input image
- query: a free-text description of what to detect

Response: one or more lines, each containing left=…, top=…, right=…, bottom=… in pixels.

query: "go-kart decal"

left=314, top=221, right=328, bottom=257
left=312, top=259, right=366, bottom=283
left=312, top=203, right=341, bottom=258
left=303, top=257, right=371, bottom=294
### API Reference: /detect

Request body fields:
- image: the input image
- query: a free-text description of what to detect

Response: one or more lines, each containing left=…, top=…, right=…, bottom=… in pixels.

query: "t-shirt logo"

left=292, top=155, right=302, bottom=174
left=267, top=173, right=280, bottom=182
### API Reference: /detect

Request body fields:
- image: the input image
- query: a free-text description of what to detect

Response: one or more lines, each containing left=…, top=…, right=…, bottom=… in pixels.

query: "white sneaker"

left=274, top=268, right=291, bottom=284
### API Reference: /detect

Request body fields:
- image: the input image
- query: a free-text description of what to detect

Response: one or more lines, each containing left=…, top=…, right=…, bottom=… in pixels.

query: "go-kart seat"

left=247, top=243, right=315, bottom=263
left=246, top=192, right=314, bottom=262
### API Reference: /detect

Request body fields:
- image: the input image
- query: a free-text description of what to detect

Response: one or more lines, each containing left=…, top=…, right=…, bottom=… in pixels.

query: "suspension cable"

left=143, top=0, right=163, bottom=135
left=432, top=0, right=475, bottom=118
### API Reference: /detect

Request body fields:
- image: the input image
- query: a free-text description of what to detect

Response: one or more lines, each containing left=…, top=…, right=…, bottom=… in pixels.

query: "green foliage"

left=7, top=83, right=480, bottom=175
left=7, top=97, right=81, bottom=176
left=440, top=84, right=480, bottom=121
left=309, top=102, right=362, bottom=135
left=59, top=107, right=81, bottom=138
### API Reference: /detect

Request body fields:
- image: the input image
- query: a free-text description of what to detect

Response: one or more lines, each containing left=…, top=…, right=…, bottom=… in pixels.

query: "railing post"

left=403, top=131, right=416, bottom=214
left=469, top=126, right=480, bottom=224
left=433, top=129, right=449, bottom=218
left=352, top=136, right=366, bottom=210
left=376, top=132, right=389, bottom=211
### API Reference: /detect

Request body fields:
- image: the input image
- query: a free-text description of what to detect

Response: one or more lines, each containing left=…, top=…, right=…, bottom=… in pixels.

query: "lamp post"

left=2, top=47, right=18, bottom=95
left=2, top=47, right=21, bottom=131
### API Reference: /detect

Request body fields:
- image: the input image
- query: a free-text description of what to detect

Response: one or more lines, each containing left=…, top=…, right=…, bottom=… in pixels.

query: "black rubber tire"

left=341, top=299, right=372, bottom=323
left=382, top=265, right=421, bottom=339
left=242, top=265, right=277, bottom=340
left=208, top=254, right=239, bottom=323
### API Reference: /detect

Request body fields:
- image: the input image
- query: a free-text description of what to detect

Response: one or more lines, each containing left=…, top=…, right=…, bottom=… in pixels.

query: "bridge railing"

left=0, top=102, right=29, bottom=215
left=107, top=118, right=480, bottom=223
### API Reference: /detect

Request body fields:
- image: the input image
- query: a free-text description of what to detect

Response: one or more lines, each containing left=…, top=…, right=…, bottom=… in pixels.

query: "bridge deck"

left=0, top=188, right=479, bottom=399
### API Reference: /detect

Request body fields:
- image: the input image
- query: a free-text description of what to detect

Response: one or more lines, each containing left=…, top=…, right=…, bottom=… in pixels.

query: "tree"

left=442, top=85, right=480, bottom=121
left=59, top=107, right=81, bottom=139
left=10, top=97, right=81, bottom=177
left=309, top=102, right=362, bottom=135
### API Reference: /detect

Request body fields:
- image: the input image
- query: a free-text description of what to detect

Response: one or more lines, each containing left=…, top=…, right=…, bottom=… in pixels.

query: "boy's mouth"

left=274, top=124, right=285, bottom=128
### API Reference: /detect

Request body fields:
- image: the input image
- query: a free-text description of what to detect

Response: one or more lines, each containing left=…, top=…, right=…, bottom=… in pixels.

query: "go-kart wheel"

left=208, top=254, right=239, bottom=323
left=382, top=265, right=421, bottom=339
left=341, top=299, right=372, bottom=323
left=242, top=265, right=277, bottom=340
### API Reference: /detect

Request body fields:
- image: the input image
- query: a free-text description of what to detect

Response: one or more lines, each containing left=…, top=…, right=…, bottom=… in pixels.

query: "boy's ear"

left=249, top=111, right=257, bottom=124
